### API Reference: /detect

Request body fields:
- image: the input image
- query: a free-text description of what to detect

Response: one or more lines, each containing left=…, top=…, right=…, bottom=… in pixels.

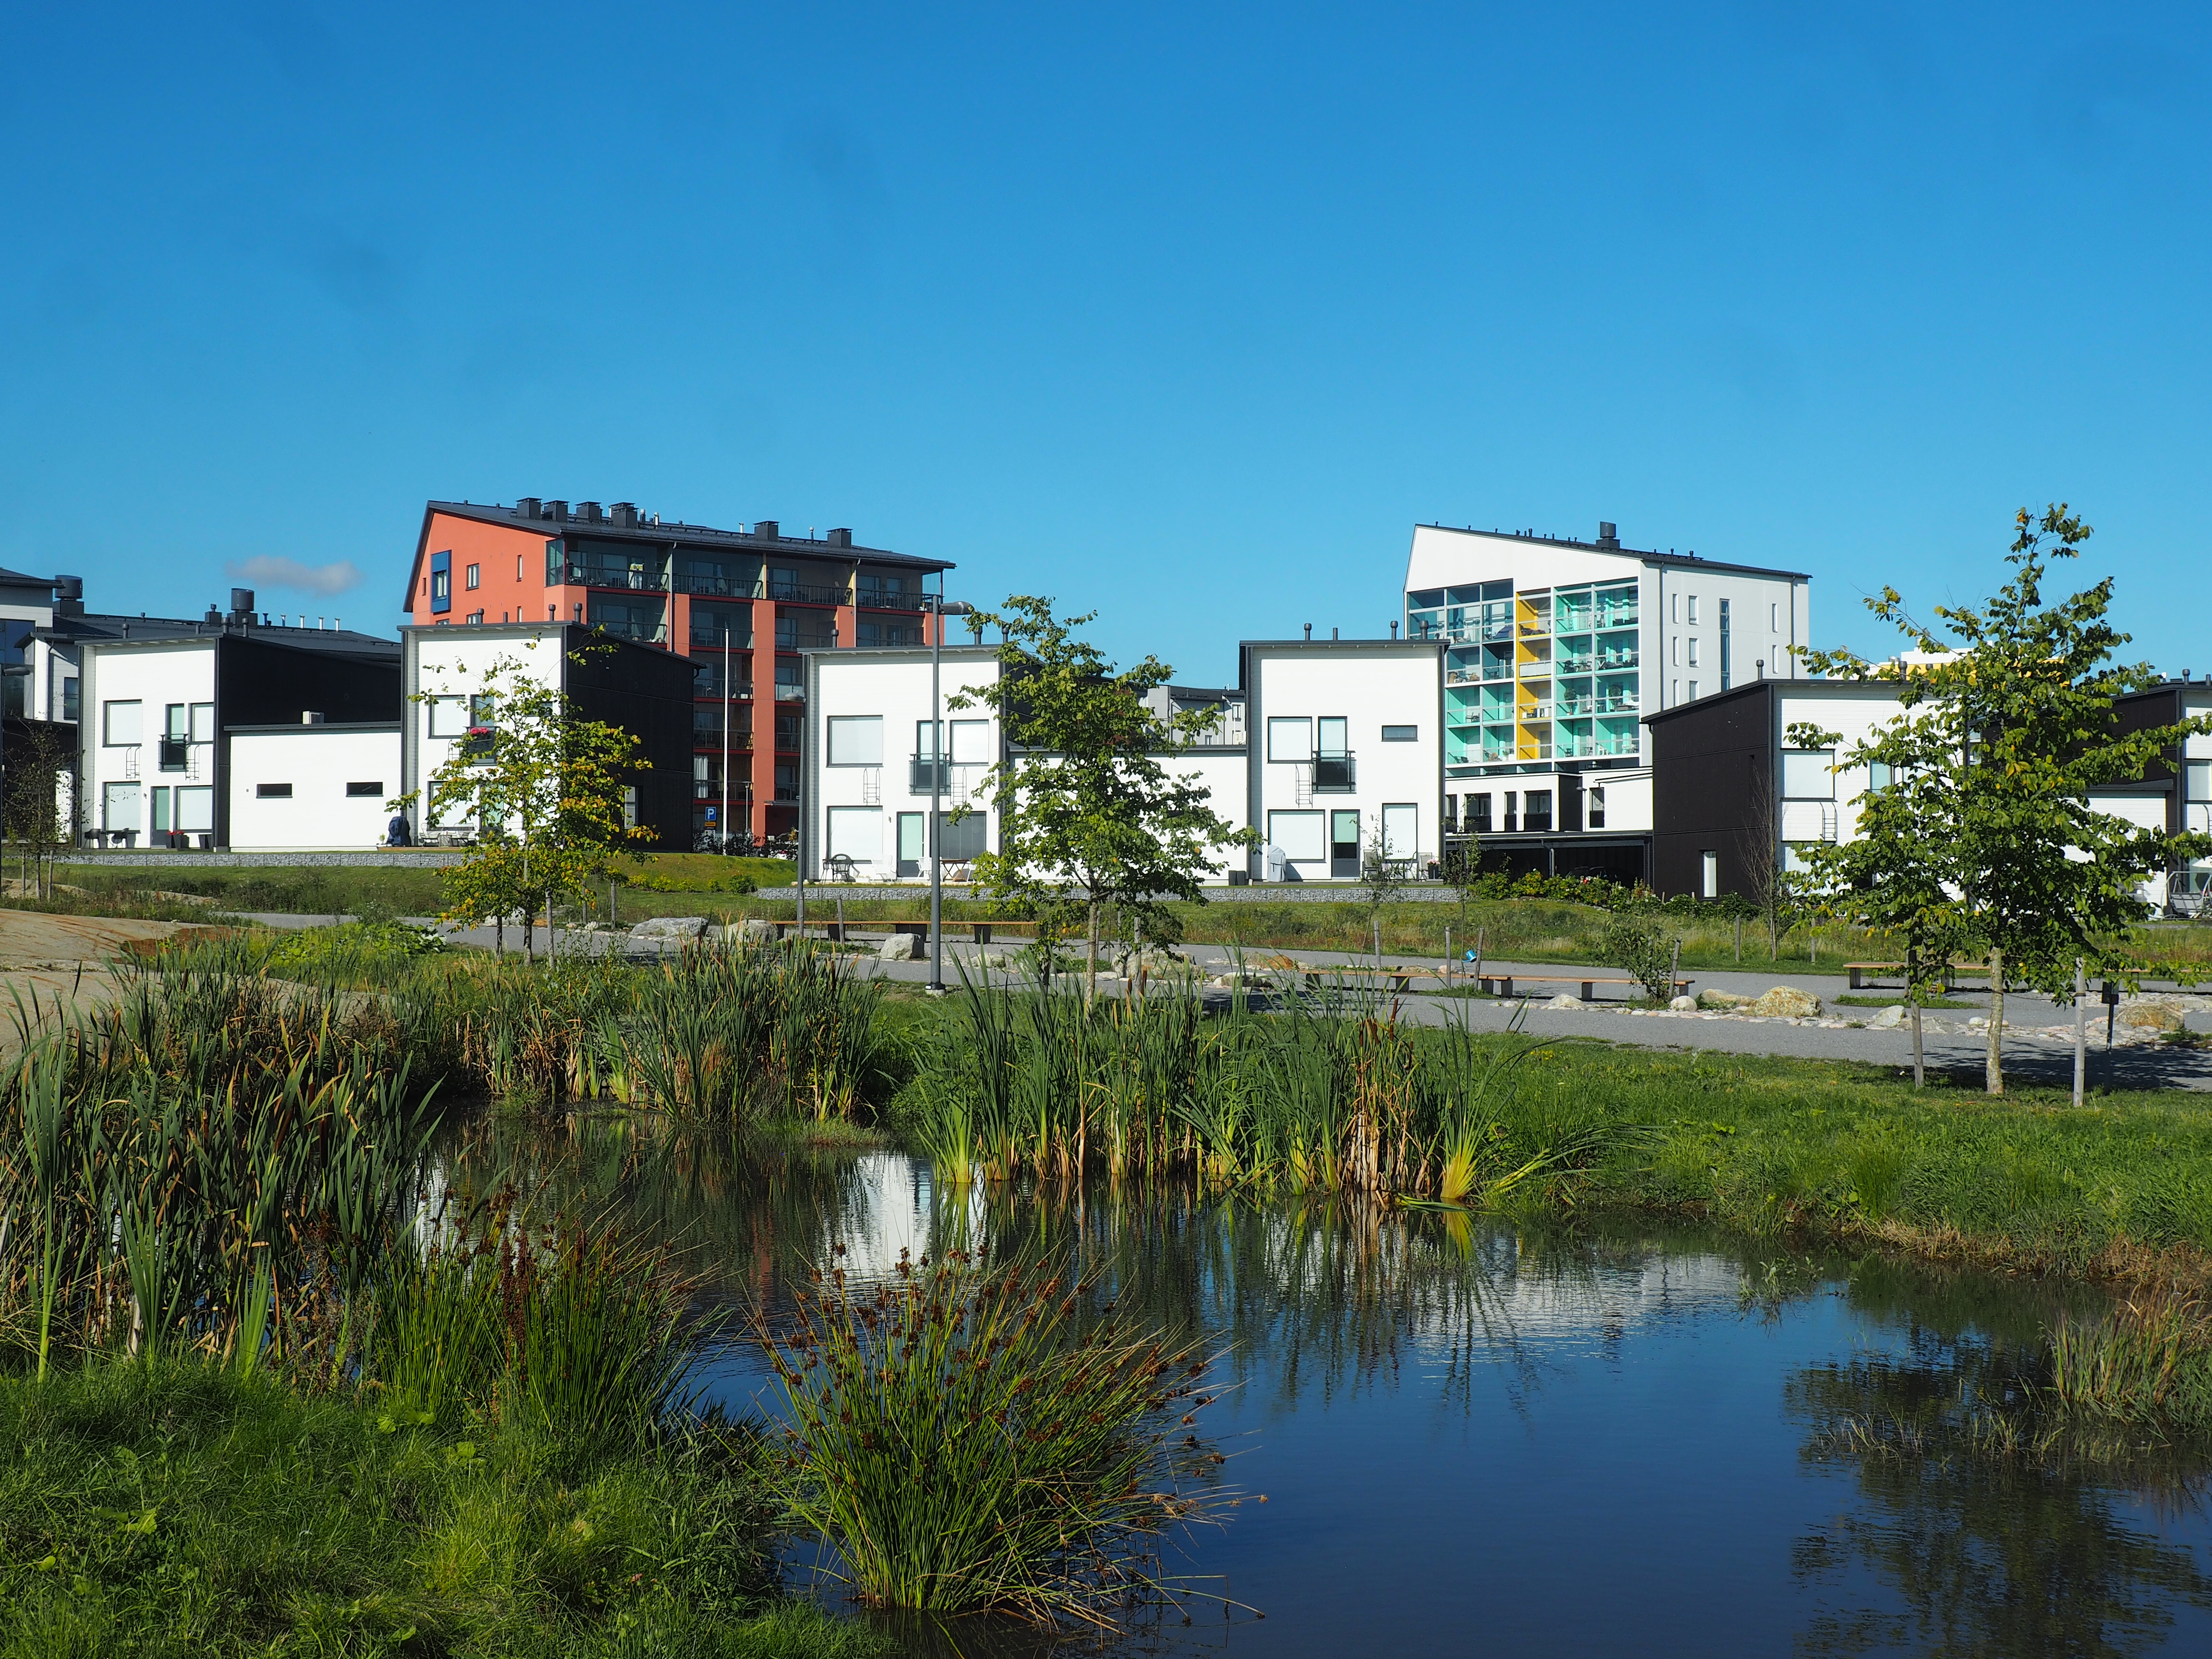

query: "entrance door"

left=896, top=812, right=925, bottom=878
left=1329, top=809, right=1361, bottom=880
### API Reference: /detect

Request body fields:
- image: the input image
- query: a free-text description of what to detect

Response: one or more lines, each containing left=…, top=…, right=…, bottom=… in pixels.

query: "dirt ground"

left=0, top=911, right=211, bottom=1058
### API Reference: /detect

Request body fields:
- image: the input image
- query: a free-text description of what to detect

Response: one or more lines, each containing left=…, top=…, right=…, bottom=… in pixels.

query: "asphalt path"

left=239, top=913, right=2212, bottom=1093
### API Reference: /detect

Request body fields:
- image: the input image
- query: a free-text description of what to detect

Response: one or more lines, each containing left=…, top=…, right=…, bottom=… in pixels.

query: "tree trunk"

left=1086, top=898, right=1099, bottom=1005
left=1985, top=947, right=2004, bottom=1094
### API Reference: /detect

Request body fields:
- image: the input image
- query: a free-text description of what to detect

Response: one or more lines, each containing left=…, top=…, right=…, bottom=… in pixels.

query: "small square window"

left=257, top=783, right=293, bottom=799
left=346, top=781, right=383, bottom=797
left=1380, top=724, right=1418, bottom=743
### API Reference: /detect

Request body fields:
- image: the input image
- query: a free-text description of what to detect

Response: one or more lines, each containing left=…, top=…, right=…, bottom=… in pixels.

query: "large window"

left=1267, top=718, right=1312, bottom=762
left=826, top=807, right=881, bottom=867
left=827, top=716, right=883, bottom=766
left=1267, top=809, right=1324, bottom=862
left=937, top=811, right=988, bottom=862
left=950, top=720, right=992, bottom=763
left=427, top=697, right=471, bottom=738
left=102, top=781, right=140, bottom=830
left=103, top=699, right=142, bottom=745
left=1782, top=749, right=1835, bottom=800
left=1523, top=791, right=1553, bottom=832
left=1382, top=804, right=1418, bottom=860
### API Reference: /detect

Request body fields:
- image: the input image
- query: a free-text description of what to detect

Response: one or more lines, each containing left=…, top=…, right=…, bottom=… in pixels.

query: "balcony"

left=563, top=561, right=665, bottom=591
left=689, top=623, right=754, bottom=649
left=776, top=623, right=840, bottom=651
left=1596, top=651, right=1639, bottom=670
left=157, top=737, right=189, bottom=772
left=773, top=682, right=806, bottom=700
left=691, top=720, right=754, bottom=748
left=768, top=577, right=848, bottom=607
left=1594, top=696, right=1639, bottom=714
left=590, top=617, right=668, bottom=644
left=672, top=569, right=755, bottom=599
left=1516, top=704, right=1551, bottom=722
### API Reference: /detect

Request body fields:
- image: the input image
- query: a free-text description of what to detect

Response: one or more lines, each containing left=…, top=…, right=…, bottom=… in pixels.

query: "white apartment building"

left=798, top=638, right=1443, bottom=887
left=1403, top=520, right=1810, bottom=882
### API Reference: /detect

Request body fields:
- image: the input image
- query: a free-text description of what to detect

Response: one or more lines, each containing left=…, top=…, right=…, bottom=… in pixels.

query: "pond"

left=443, top=1117, right=2212, bottom=1656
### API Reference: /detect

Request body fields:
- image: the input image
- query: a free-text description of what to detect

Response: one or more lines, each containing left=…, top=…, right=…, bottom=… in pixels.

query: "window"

left=1381, top=724, right=1418, bottom=743
left=950, top=720, right=992, bottom=763
left=1524, top=791, right=1553, bottom=832
left=545, top=541, right=563, bottom=585
left=346, top=781, right=383, bottom=797
left=1782, top=749, right=1836, bottom=799
left=896, top=812, right=925, bottom=876
left=176, top=787, right=214, bottom=832
left=1587, top=785, right=1606, bottom=829
left=1316, top=717, right=1348, bottom=758
left=1267, top=809, right=1325, bottom=861
left=937, top=811, right=987, bottom=862
left=1468, top=793, right=1492, bottom=833
left=2188, top=761, right=2212, bottom=803
left=827, top=806, right=881, bottom=866
left=1504, top=791, right=1518, bottom=832
left=103, top=699, right=142, bottom=745
left=1868, top=761, right=1893, bottom=791
left=1686, top=638, right=1701, bottom=667
left=1330, top=809, right=1360, bottom=867
left=1671, top=680, right=1681, bottom=705
left=1686, top=594, right=1701, bottom=624
left=465, top=610, right=485, bottom=625
left=1671, top=637, right=1681, bottom=666
left=430, top=550, right=452, bottom=613
left=165, top=703, right=187, bottom=740
left=465, top=564, right=481, bottom=590
left=1770, top=602, right=1779, bottom=631
left=914, top=719, right=939, bottom=759
left=827, top=716, right=884, bottom=766
left=517, top=554, right=525, bottom=582
left=257, top=783, right=292, bottom=799
left=150, top=787, right=170, bottom=834
left=102, top=781, right=140, bottom=830
left=190, top=702, right=214, bottom=742
left=1382, top=803, right=1417, bottom=859
left=1267, top=717, right=1313, bottom=761
left=1719, top=599, right=1731, bottom=692
left=1701, top=850, right=1719, bottom=899
left=428, top=697, right=470, bottom=737
left=61, top=677, right=79, bottom=722
left=1686, top=680, right=1699, bottom=700
left=1670, top=593, right=1680, bottom=623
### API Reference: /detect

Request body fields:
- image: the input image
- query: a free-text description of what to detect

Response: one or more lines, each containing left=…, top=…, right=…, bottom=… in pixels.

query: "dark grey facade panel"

left=1647, top=680, right=1775, bottom=898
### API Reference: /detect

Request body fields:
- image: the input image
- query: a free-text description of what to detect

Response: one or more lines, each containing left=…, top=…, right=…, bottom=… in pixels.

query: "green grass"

left=0, top=1361, right=885, bottom=1659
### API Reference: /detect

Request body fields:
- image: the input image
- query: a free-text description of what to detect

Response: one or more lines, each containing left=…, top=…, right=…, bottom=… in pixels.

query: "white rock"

left=1544, top=993, right=1586, bottom=1010
left=1669, top=994, right=1699, bottom=1011
left=1747, top=986, right=1822, bottom=1019
left=1869, top=1003, right=1906, bottom=1028
left=732, top=917, right=775, bottom=945
left=878, top=931, right=922, bottom=962
left=629, top=915, right=708, bottom=943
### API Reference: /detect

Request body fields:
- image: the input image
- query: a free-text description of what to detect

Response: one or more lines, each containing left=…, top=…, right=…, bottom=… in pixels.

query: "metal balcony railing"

left=157, top=737, right=189, bottom=772
left=776, top=627, right=840, bottom=651
left=911, top=756, right=952, bottom=793
left=768, top=578, right=848, bottom=606
left=773, top=682, right=806, bottom=700
left=689, top=624, right=753, bottom=649
left=590, top=617, right=668, bottom=643
left=565, top=563, right=666, bottom=591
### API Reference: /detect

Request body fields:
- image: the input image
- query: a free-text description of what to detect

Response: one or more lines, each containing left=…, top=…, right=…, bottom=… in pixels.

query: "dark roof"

left=50, top=612, right=398, bottom=654
left=0, top=566, right=53, bottom=589
left=423, top=501, right=951, bottom=571
left=1641, top=675, right=1903, bottom=726
left=1414, top=524, right=1811, bottom=583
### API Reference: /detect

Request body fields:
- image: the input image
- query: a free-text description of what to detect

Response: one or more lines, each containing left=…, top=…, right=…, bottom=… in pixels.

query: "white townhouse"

left=798, top=638, right=1444, bottom=887
left=1404, top=519, right=1811, bottom=884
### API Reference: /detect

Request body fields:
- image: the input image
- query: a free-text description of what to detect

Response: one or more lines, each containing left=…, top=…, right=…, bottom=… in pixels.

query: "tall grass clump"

left=910, top=975, right=1635, bottom=1204
left=2048, top=1298, right=2212, bottom=1434
left=764, top=1250, right=1225, bottom=1628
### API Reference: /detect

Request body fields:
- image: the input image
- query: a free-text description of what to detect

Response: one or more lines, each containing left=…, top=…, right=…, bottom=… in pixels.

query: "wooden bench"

left=1470, top=972, right=1694, bottom=1002
left=1298, top=966, right=1438, bottom=994
left=1843, top=960, right=1996, bottom=991
left=772, top=917, right=1041, bottom=945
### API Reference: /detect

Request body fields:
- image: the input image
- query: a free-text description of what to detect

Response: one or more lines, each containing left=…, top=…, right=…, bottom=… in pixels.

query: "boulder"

left=1668, top=994, right=1699, bottom=1011
left=1544, top=993, right=1586, bottom=1010
left=2119, top=999, right=2185, bottom=1033
left=877, top=930, right=923, bottom=962
left=731, top=917, right=775, bottom=946
left=1868, top=1003, right=1907, bottom=1029
left=1698, top=990, right=1752, bottom=1010
left=1747, top=986, right=1822, bottom=1019
left=629, top=915, right=708, bottom=944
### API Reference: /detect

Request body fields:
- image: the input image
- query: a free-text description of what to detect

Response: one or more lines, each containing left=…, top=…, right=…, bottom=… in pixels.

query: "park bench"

left=1467, top=972, right=1694, bottom=1003
left=770, top=916, right=1041, bottom=945
left=1842, top=959, right=1997, bottom=992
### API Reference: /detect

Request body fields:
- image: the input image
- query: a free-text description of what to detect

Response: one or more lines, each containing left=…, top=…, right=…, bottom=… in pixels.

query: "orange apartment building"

left=400, top=498, right=954, bottom=848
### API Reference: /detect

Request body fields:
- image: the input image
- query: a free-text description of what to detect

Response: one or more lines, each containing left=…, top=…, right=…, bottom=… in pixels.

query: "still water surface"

left=446, top=1118, right=2212, bottom=1657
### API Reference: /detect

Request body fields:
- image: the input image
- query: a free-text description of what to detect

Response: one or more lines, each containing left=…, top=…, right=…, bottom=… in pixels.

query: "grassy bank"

left=0, top=1362, right=879, bottom=1659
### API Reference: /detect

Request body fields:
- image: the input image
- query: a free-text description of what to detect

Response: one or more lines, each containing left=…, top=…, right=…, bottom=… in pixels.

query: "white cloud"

left=224, top=555, right=362, bottom=596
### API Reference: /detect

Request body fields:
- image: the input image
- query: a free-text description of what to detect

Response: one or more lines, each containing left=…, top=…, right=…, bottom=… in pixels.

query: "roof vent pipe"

left=754, top=520, right=779, bottom=541
left=1303, top=623, right=1312, bottom=641
left=1597, top=521, right=1620, bottom=549
left=1331, top=627, right=1339, bottom=640
left=1390, top=621, right=1399, bottom=639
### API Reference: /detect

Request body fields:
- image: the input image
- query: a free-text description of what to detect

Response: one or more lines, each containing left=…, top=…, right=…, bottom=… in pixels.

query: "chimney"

left=229, top=588, right=255, bottom=624
left=754, top=519, right=779, bottom=541
left=302, top=711, right=325, bottom=725
left=828, top=528, right=854, bottom=549
left=54, top=573, right=84, bottom=617
left=545, top=500, right=569, bottom=520
left=517, top=497, right=543, bottom=519
left=610, top=502, right=637, bottom=528
left=578, top=501, right=603, bottom=523
left=204, top=603, right=222, bottom=625
left=1597, top=521, right=1620, bottom=549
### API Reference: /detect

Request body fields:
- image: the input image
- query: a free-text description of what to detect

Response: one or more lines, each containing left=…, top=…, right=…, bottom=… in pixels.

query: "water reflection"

left=436, top=1117, right=2212, bottom=1656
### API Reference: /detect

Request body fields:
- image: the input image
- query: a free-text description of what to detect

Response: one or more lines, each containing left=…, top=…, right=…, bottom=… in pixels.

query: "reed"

left=763, top=1250, right=1224, bottom=1627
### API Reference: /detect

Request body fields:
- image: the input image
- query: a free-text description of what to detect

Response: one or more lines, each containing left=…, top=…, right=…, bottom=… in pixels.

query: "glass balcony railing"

left=768, top=578, right=848, bottom=607
left=1312, top=754, right=1355, bottom=793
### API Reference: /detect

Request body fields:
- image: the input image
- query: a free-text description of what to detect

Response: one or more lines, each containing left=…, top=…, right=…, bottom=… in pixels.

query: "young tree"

left=1799, top=505, right=2212, bottom=1093
left=404, top=649, right=655, bottom=958
left=950, top=596, right=1256, bottom=1001
left=2, top=720, right=77, bottom=899
left=1357, top=810, right=1407, bottom=956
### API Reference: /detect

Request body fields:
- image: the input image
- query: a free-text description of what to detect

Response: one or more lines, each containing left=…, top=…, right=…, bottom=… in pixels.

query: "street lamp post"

left=924, top=589, right=973, bottom=994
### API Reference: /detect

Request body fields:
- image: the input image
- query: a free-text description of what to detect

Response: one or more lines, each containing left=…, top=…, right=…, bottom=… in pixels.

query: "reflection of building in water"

left=825, top=1154, right=984, bottom=1280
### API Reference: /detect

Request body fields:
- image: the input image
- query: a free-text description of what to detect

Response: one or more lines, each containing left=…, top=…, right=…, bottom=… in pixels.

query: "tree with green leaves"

left=950, top=596, right=1256, bottom=1001
left=1797, top=505, right=2212, bottom=1093
left=404, top=648, right=655, bottom=958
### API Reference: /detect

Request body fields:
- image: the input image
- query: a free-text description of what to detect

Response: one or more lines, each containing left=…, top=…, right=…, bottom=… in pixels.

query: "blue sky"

left=2, top=3, right=2205, bottom=686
